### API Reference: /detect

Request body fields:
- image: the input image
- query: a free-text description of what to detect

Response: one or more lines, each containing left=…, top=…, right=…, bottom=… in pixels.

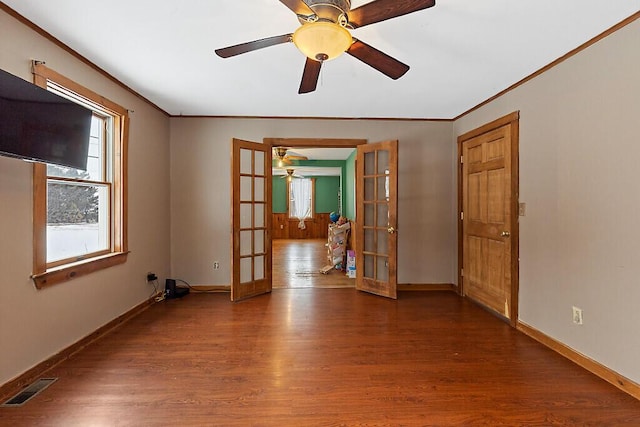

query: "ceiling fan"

left=215, top=0, right=436, bottom=94
left=277, top=168, right=305, bottom=180
left=273, top=146, right=309, bottom=166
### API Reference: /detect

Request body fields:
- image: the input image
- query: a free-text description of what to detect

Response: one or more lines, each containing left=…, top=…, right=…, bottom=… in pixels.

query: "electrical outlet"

left=146, top=272, right=157, bottom=282
left=213, top=261, right=220, bottom=270
left=572, top=306, right=583, bottom=325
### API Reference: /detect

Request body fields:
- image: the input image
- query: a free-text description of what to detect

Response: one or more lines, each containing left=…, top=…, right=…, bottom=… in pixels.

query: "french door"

left=355, top=140, right=398, bottom=299
left=231, top=139, right=272, bottom=301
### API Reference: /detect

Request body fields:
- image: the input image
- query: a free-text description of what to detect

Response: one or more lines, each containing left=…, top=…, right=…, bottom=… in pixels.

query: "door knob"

left=501, top=231, right=510, bottom=237
left=388, top=226, right=396, bottom=234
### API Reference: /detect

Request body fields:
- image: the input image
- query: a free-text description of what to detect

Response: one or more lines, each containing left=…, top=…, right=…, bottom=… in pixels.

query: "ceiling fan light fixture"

left=293, top=21, right=352, bottom=62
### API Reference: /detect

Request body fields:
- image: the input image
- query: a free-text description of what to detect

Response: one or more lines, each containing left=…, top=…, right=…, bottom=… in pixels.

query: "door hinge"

left=460, top=155, right=464, bottom=164
left=460, top=212, right=464, bottom=220
left=460, top=268, right=464, bottom=277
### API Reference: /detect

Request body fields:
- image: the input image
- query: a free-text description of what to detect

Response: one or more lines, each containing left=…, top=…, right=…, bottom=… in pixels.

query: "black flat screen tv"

left=0, top=68, right=92, bottom=170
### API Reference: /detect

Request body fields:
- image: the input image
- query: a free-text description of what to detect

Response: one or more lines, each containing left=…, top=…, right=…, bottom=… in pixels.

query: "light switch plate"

left=519, top=203, right=526, bottom=216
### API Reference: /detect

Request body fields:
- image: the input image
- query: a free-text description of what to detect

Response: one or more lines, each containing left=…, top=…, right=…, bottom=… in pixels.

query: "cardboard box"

left=346, top=250, right=356, bottom=278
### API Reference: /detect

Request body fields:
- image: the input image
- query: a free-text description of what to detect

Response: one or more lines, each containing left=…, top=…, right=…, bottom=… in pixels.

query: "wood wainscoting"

left=272, top=213, right=331, bottom=239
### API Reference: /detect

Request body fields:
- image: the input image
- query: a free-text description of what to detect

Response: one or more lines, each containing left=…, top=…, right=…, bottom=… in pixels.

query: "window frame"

left=287, top=177, right=315, bottom=220
left=46, top=112, right=112, bottom=267
left=31, top=63, right=129, bottom=289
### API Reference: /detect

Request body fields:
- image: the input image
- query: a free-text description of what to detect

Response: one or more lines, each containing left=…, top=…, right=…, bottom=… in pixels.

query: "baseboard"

left=190, top=285, right=231, bottom=292
left=0, top=296, right=156, bottom=402
left=191, top=284, right=455, bottom=293
left=517, top=321, right=640, bottom=401
left=192, top=284, right=455, bottom=292
left=398, top=283, right=456, bottom=292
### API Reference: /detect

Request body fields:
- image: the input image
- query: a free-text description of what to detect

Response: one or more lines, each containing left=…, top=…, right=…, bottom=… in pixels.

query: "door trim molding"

left=260, top=138, right=367, bottom=288
left=457, top=111, right=520, bottom=326
left=264, top=138, right=367, bottom=148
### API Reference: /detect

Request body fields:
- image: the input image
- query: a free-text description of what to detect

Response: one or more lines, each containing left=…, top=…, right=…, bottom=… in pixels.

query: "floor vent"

left=1, top=378, right=57, bottom=407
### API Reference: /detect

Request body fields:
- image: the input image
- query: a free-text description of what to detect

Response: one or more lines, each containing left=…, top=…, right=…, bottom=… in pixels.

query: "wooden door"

left=462, top=124, right=514, bottom=318
left=356, top=140, right=398, bottom=299
left=231, top=138, right=272, bottom=301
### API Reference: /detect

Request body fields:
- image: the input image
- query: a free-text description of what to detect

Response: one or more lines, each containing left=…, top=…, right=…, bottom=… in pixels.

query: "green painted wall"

left=271, top=158, right=357, bottom=216
left=271, top=175, right=341, bottom=214
left=272, top=177, right=288, bottom=213
left=314, top=176, right=341, bottom=213
left=344, top=150, right=356, bottom=219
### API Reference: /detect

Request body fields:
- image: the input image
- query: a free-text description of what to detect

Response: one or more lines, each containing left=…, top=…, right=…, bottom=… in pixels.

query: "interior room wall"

left=0, top=10, right=171, bottom=387
left=169, top=118, right=454, bottom=287
left=272, top=178, right=288, bottom=213
left=272, top=175, right=341, bottom=213
left=344, top=150, right=357, bottom=219
left=312, top=176, right=341, bottom=213
left=454, top=17, right=640, bottom=383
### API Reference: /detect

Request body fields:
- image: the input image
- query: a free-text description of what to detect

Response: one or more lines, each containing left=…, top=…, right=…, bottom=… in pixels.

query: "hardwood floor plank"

left=1, top=290, right=638, bottom=426
left=272, top=238, right=354, bottom=289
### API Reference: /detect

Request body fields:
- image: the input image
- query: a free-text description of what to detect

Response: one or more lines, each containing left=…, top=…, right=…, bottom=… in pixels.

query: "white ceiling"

left=273, top=166, right=342, bottom=177
left=4, top=1, right=639, bottom=119
left=273, top=147, right=354, bottom=169
left=284, top=147, right=355, bottom=160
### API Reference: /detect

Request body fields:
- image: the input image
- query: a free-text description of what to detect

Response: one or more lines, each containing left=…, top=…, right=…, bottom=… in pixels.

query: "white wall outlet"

left=213, top=261, right=220, bottom=270
left=572, top=306, right=583, bottom=325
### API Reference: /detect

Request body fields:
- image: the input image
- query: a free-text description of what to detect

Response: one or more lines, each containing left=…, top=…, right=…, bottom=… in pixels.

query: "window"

left=288, top=178, right=314, bottom=220
left=31, top=63, right=128, bottom=288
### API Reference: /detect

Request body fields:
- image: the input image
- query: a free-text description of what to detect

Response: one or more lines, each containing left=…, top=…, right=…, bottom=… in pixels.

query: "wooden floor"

left=272, top=239, right=354, bottom=289
left=1, top=290, right=638, bottom=426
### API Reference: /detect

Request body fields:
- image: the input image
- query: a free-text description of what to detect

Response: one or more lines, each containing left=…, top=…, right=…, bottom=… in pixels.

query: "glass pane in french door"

left=362, top=149, right=390, bottom=282
left=238, top=147, right=266, bottom=285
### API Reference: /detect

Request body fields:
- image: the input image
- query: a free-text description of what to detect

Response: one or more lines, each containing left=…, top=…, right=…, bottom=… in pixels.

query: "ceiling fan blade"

left=215, top=34, right=292, bottom=58
left=348, top=0, right=436, bottom=29
left=279, top=0, right=315, bottom=16
left=347, top=40, right=409, bottom=80
left=286, top=149, right=308, bottom=159
left=299, top=58, right=322, bottom=94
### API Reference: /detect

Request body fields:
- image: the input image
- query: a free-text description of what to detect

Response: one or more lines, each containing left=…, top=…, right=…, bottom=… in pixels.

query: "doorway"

left=266, top=138, right=365, bottom=289
left=232, top=137, right=399, bottom=301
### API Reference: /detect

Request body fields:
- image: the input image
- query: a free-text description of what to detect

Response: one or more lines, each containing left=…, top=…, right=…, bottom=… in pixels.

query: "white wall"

left=169, top=118, right=455, bottom=286
left=454, top=18, right=640, bottom=383
left=0, top=10, right=171, bottom=386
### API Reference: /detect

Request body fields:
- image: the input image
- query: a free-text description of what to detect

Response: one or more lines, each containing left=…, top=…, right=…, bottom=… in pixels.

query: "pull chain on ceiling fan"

left=215, top=0, right=436, bottom=94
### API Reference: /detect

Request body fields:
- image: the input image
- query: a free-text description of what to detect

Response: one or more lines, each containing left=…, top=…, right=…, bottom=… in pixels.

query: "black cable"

left=148, top=279, right=165, bottom=301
